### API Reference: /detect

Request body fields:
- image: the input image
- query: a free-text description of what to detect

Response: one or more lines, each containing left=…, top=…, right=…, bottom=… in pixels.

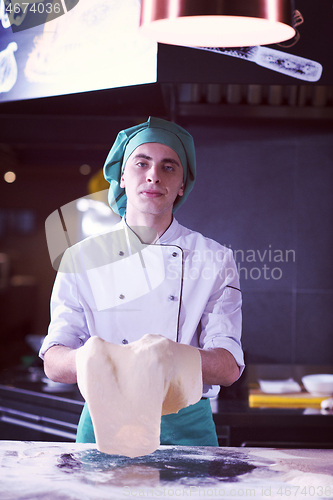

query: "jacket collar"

left=120, top=216, right=180, bottom=245
left=157, top=217, right=180, bottom=244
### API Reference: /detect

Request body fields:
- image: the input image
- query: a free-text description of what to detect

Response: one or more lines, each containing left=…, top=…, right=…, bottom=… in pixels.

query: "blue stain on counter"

left=57, top=446, right=259, bottom=485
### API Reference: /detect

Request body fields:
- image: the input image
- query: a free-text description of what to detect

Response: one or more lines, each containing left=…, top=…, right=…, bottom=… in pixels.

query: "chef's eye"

left=164, top=165, right=175, bottom=172
left=137, top=161, right=148, bottom=167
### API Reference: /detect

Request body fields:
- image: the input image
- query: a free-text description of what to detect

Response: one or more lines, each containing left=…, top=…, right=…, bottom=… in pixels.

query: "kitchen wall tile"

left=241, top=291, right=294, bottom=364
left=295, top=292, right=333, bottom=364
left=296, top=138, right=333, bottom=290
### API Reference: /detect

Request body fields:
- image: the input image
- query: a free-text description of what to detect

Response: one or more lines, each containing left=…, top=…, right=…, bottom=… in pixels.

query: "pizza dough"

left=76, top=334, right=202, bottom=458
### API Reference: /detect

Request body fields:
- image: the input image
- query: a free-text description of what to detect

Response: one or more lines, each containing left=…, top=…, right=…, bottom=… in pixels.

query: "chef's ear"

left=178, top=182, right=184, bottom=197
left=120, top=169, right=126, bottom=189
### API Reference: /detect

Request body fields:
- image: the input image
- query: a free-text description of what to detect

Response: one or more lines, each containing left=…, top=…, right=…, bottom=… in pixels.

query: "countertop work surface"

left=0, top=442, right=332, bottom=500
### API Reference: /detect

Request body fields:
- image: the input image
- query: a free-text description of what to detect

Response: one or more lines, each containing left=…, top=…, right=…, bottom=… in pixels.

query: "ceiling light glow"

left=4, top=171, right=16, bottom=183
left=139, top=0, right=296, bottom=48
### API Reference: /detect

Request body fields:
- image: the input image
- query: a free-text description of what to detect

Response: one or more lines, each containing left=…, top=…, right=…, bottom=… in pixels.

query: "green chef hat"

left=103, top=117, right=196, bottom=216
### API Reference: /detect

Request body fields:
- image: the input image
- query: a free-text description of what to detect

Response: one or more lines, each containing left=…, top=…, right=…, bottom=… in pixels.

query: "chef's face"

left=120, top=143, right=184, bottom=217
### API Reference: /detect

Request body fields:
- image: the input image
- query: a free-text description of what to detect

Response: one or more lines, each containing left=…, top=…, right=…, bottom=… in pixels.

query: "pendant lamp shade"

left=139, top=0, right=296, bottom=47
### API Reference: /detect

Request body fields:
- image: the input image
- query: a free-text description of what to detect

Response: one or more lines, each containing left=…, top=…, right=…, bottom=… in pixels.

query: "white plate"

left=258, top=378, right=301, bottom=394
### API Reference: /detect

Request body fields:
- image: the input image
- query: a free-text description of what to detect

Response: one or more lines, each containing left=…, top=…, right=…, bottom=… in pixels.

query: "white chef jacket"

left=40, top=217, right=244, bottom=398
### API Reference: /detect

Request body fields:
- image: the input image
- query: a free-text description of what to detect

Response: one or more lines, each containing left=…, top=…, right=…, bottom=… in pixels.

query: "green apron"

left=76, top=398, right=218, bottom=447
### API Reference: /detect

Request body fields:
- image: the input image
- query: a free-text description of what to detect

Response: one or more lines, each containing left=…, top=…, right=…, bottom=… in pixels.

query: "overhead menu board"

left=0, top=0, right=157, bottom=102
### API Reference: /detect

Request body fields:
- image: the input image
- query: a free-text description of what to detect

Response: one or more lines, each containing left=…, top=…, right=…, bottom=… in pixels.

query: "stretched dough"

left=76, top=334, right=202, bottom=458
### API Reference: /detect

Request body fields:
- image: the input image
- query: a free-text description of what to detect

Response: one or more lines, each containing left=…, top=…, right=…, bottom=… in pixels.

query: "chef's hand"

left=199, top=348, right=240, bottom=387
left=44, top=345, right=78, bottom=384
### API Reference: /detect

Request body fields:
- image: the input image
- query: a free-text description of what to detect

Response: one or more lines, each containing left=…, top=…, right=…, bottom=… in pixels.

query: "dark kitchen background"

left=0, top=0, right=332, bottom=373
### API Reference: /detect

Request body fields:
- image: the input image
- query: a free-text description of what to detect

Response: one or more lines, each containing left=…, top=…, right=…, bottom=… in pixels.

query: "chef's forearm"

left=199, top=348, right=240, bottom=387
left=43, top=345, right=77, bottom=384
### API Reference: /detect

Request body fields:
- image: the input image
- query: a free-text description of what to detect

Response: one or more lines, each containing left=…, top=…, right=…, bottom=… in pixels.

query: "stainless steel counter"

left=1, top=441, right=332, bottom=500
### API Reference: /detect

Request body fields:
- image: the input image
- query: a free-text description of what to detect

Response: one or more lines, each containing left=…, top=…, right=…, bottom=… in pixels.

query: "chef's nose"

left=146, top=165, right=160, bottom=183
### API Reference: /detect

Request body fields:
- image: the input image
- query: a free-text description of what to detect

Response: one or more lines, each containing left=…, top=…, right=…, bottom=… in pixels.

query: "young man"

left=40, top=117, right=244, bottom=446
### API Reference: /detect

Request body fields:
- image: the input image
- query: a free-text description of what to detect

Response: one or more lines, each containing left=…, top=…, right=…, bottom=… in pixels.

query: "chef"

left=40, top=117, right=244, bottom=447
